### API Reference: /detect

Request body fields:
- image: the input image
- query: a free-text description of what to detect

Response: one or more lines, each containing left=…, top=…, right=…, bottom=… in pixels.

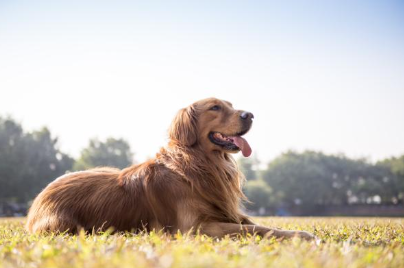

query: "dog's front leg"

left=199, top=222, right=315, bottom=240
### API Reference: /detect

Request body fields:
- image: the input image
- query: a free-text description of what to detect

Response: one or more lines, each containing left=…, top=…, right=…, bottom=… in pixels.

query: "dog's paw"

left=294, top=231, right=318, bottom=241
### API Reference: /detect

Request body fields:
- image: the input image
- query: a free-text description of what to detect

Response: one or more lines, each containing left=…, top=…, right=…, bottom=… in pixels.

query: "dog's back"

left=26, top=167, right=150, bottom=233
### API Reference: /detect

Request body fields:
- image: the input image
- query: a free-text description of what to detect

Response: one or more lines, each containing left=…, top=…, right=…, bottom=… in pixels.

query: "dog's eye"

left=210, top=105, right=221, bottom=111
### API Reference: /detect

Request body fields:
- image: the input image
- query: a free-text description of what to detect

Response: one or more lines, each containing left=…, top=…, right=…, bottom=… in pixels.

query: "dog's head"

left=169, top=98, right=254, bottom=157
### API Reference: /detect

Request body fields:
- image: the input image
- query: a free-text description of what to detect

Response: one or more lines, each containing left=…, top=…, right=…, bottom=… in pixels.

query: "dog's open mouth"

left=209, top=132, right=252, bottom=157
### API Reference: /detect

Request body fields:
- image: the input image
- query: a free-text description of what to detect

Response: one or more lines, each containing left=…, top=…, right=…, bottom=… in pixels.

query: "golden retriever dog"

left=26, top=98, right=314, bottom=240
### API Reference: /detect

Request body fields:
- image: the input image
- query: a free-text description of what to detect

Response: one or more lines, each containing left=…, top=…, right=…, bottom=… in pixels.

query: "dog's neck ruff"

left=157, top=144, right=246, bottom=223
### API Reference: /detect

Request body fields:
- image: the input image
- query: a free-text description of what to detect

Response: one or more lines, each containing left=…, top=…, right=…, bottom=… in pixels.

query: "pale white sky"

left=1, top=0, right=403, bottom=163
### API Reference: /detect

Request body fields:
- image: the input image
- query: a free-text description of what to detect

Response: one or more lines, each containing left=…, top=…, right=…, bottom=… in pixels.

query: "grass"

left=0, top=217, right=403, bottom=268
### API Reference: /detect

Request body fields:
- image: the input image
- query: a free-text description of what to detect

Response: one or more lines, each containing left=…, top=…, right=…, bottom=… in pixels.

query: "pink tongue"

left=231, top=136, right=252, bottom=157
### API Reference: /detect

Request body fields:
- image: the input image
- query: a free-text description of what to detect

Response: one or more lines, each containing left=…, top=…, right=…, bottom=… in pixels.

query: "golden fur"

left=26, top=98, right=314, bottom=240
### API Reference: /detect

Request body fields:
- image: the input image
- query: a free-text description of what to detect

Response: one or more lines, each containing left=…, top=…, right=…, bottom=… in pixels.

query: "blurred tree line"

left=240, top=151, right=404, bottom=215
left=1, top=116, right=403, bottom=216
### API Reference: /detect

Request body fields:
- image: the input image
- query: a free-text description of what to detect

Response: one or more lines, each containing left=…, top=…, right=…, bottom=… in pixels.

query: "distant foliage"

left=73, top=138, right=134, bottom=171
left=243, top=179, right=272, bottom=211
left=237, top=157, right=259, bottom=180
left=261, top=151, right=403, bottom=210
left=378, top=155, right=404, bottom=198
left=238, top=150, right=404, bottom=214
left=0, top=117, right=73, bottom=203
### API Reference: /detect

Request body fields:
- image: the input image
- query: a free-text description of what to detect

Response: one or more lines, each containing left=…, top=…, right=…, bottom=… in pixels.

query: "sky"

left=0, top=0, right=403, bottom=164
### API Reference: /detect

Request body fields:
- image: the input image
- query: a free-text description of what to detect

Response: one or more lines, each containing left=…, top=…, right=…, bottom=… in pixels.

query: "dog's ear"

left=169, top=106, right=197, bottom=146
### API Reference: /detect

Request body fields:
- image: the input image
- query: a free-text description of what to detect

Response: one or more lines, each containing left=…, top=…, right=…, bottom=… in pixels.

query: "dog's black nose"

left=240, top=111, right=254, bottom=120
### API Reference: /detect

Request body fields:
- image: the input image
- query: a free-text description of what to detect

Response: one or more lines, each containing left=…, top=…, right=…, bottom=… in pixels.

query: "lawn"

left=1, top=217, right=403, bottom=268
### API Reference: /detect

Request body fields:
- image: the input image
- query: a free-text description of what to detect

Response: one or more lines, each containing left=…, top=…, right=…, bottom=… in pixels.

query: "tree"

left=73, top=137, right=134, bottom=170
left=0, top=117, right=73, bottom=203
left=243, top=179, right=272, bottom=212
left=262, top=150, right=396, bottom=211
left=237, top=156, right=259, bottom=180
left=377, top=155, right=404, bottom=204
